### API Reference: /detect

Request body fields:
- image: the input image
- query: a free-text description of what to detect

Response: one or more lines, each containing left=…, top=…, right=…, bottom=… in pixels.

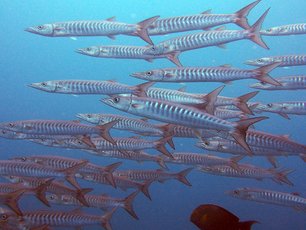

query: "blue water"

left=1, top=0, right=306, bottom=229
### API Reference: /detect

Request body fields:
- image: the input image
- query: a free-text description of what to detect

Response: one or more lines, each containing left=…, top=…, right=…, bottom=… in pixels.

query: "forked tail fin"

left=175, top=168, right=193, bottom=186
left=97, top=120, right=119, bottom=145
left=103, top=162, right=123, bottom=188
left=197, top=85, right=225, bottom=115
left=101, top=207, right=118, bottom=230
left=4, top=189, right=26, bottom=216
left=133, top=81, right=155, bottom=97
left=248, top=8, right=270, bottom=49
left=231, top=117, right=268, bottom=155
left=35, top=178, right=55, bottom=207
left=253, top=62, right=282, bottom=86
left=123, top=191, right=139, bottom=220
left=139, top=180, right=153, bottom=200
left=135, top=16, right=160, bottom=45
left=272, top=168, right=294, bottom=186
left=234, top=91, right=259, bottom=115
left=75, top=188, right=93, bottom=207
left=154, top=136, right=174, bottom=159
left=234, top=0, right=261, bottom=29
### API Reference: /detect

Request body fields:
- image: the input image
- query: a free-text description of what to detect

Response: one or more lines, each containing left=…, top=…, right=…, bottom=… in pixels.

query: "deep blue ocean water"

left=1, top=0, right=306, bottom=229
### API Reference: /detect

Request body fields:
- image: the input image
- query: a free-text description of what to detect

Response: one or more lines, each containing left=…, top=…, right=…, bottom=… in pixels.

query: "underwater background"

left=0, top=0, right=306, bottom=229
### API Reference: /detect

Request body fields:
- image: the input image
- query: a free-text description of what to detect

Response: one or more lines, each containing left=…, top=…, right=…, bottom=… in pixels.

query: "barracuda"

left=114, top=168, right=192, bottom=186
left=131, top=63, right=281, bottom=86
left=228, top=188, right=306, bottom=212
left=198, top=164, right=293, bottom=186
left=148, top=0, right=261, bottom=35
left=245, top=54, right=306, bottom=67
left=261, top=23, right=306, bottom=36
left=29, top=80, right=153, bottom=97
left=0, top=119, right=118, bottom=146
left=250, top=75, right=306, bottom=90
left=12, top=155, right=122, bottom=188
left=143, top=10, right=270, bottom=65
left=46, top=191, right=139, bottom=220
left=101, top=95, right=267, bottom=155
left=255, top=101, right=306, bottom=119
left=25, top=16, right=159, bottom=45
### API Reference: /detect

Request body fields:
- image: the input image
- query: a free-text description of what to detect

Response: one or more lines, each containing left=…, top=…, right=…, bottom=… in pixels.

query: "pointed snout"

left=24, top=27, right=36, bottom=33
left=75, top=48, right=86, bottom=55
left=130, top=72, right=143, bottom=78
left=27, top=82, right=40, bottom=89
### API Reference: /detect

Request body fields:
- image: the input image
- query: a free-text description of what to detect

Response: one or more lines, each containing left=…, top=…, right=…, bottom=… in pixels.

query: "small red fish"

left=190, top=204, right=258, bottom=230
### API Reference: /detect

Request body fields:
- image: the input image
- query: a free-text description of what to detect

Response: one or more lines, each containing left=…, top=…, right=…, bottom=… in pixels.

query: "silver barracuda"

left=254, top=101, right=306, bottom=119
left=261, top=23, right=306, bottom=36
left=101, top=95, right=267, bottom=155
left=25, top=16, right=159, bottom=45
left=86, top=149, right=167, bottom=169
left=143, top=10, right=270, bottom=65
left=198, top=164, right=293, bottom=186
left=250, top=75, right=306, bottom=90
left=76, top=45, right=173, bottom=64
left=245, top=54, right=306, bottom=67
left=4, top=176, right=93, bottom=207
left=1, top=208, right=116, bottom=230
left=46, top=191, right=139, bottom=219
left=0, top=119, right=118, bottom=146
left=11, top=155, right=122, bottom=188
left=29, top=80, right=153, bottom=97
left=148, top=0, right=261, bottom=35
left=131, top=63, right=281, bottom=86
left=228, top=188, right=306, bottom=212
left=114, top=168, right=192, bottom=186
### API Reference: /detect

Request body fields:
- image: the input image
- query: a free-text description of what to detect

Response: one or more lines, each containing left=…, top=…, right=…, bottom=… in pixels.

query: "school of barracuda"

left=1, top=0, right=306, bottom=229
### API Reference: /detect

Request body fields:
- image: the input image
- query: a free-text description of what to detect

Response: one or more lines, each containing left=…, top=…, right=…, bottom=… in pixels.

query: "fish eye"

left=37, top=25, right=44, bottom=30
left=260, top=81, right=266, bottom=85
left=21, top=157, right=27, bottom=162
left=49, top=195, right=55, bottom=200
left=146, top=71, right=153, bottom=76
left=86, top=48, right=92, bottom=51
left=87, top=114, right=92, bottom=118
left=77, top=140, right=83, bottom=144
left=267, top=103, right=272, bottom=108
left=0, top=214, right=7, bottom=220
left=113, top=97, right=120, bottom=103
left=204, top=141, right=210, bottom=146
left=1, top=130, right=6, bottom=134
left=266, top=28, right=272, bottom=32
left=234, top=190, right=239, bottom=195
left=150, top=46, right=156, bottom=51
left=8, top=123, right=14, bottom=127
left=41, top=82, right=47, bottom=87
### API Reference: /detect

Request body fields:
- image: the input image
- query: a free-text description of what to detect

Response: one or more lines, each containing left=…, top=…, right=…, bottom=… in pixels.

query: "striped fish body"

left=257, top=101, right=306, bottom=115
left=162, top=152, right=234, bottom=167
left=246, top=54, right=306, bottom=67
left=0, top=161, right=65, bottom=178
left=148, top=14, right=236, bottom=35
left=88, top=150, right=165, bottom=168
left=103, top=96, right=235, bottom=132
left=231, top=188, right=306, bottom=211
left=36, top=20, right=137, bottom=37
left=133, top=66, right=266, bottom=83
left=0, top=120, right=102, bottom=136
left=250, top=76, right=306, bottom=90
left=147, top=30, right=248, bottom=55
left=114, top=169, right=176, bottom=182
left=214, top=108, right=247, bottom=120
left=11, top=210, right=109, bottom=228
left=77, top=45, right=161, bottom=61
left=199, top=164, right=277, bottom=181
left=0, top=130, right=73, bottom=140
left=77, top=113, right=163, bottom=135
left=29, top=80, right=136, bottom=95
left=261, top=23, right=306, bottom=36
left=0, top=183, right=31, bottom=194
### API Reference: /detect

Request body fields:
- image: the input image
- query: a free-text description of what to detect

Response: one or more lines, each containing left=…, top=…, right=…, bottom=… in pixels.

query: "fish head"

left=10, top=156, right=31, bottom=163
left=2, top=175, right=23, bottom=183
left=249, top=81, right=272, bottom=89
left=143, top=44, right=165, bottom=56
left=0, top=121, right=23, bottom=132
left=255, top=102, right=283, bottom=113
left=66, top=137, right=92, bottom=149
left=76, top=46, right=101, bottom=57
left=46, top=194, right=72, bottom=205
left=197, top=165, right=223, bottom=174
left=245, top=57, right=273, bottom=66
left=226, top=188, right=253, bottom=200
left=101, top=95, right=132, bottom=112
left=0, top=129, right=25, bottom=139
left=130, top=69, right=175, bottom=81
left=25, top=24, right=54, bottom=36
left=261, top=26, right=289, bottom=35
left=30, top=138, right=61, bottom=147
left=76, top=113, right=102, bottom=124
left=195, top=139, right=222, bottom=151
left=28, top=81, right=57, bottom=92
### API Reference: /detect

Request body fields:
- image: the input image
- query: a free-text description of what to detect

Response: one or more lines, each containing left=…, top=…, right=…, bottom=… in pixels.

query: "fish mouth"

left=130, top=72, right=143, bottom=78
left=75, top=48, right=87, bottom=55
left=24, top=27, right=37, bottom=34
left=75, top=113, right=86, bottom=120
left=27, top=83, right=40, bottom=89
left=244, top=60, right=256, bottom=66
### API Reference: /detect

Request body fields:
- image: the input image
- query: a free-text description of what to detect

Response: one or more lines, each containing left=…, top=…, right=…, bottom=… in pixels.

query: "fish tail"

left=135, top=16, right=159, bottom=45
left=229, top=155, right=244, bottom=171
left=234, top=91, right=259, bottom=115
left=253, top=63, right=282, bottom=86
left=139, top=180, right=153, bottom=200
left=35, top=178, right=55, bottom=207
left=62, top=160, right=88, bottom=189
left=232, top=117, right=268, bottom=155
left=248, top=8, right=270, bottom=49
left=103, top=162, right=122, bottom=188
left=156, top=157, right=168, bottom=169
left=200, top=85, right=225, bottom=115
left=97, top=120, right=118, bottom=145
left=166, top=51, right=182, bottom=67
left=274, top=168, right=294, bottom=186
left=176, top=168, right=193, bottom=186
left=234, top=0, right=261, bottom=29
left=133, top=81, right=155, bottom=97
left=5, top=189, right=26, bottom=216
left=238, top=220, right=259, bottom=230
left=155, top=136, right=174, bottom=159
left=80, top=135, right=96, bottom=149
left=75, top=188, right=93, bottom=207
left=158, top=124, right=175, bottom=150
left=123, top=191, right=139, bottom=220
left=101, top=207, right=117, bottom=230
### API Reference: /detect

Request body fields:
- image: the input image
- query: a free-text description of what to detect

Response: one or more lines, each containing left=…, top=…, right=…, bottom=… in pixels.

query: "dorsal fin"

left=177, top=86, right=187, bottom=92
left=201, top=9, right=212, bottom=14
left=106, top=16, right=116, bottom=21
left=219, top=64, right=232, bottom=68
